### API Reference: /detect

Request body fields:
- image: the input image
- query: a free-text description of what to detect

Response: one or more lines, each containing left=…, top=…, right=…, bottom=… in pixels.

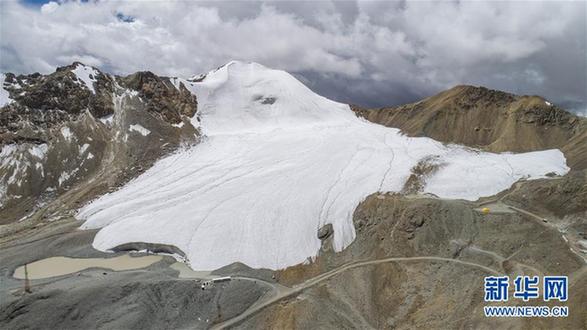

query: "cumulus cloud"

left=0, top=0, right=585, bottom=112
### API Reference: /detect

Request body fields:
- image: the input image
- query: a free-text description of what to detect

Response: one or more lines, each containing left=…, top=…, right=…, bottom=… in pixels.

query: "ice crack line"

left=318, top=147, right=359, bottom=227
left=378, top=132, right=395, bottom=192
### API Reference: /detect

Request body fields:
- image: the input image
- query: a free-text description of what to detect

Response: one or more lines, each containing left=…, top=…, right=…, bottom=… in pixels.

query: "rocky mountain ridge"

left=0, top=63, right=199, bottom=225
left=354, top=85, right=587, bottom=170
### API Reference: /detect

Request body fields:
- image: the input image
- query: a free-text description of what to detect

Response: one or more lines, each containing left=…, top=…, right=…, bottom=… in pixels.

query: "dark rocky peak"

left=2, top=62, right=115, bottom=118
left=0, top=64, right=202, bottom=223
left=119, top=71, right=197, bottom=124
left=56, top=61, right=96, bottom=71
left=1, top=62, right=200, bottom=137
left=120, top=71, right=163, bottom=91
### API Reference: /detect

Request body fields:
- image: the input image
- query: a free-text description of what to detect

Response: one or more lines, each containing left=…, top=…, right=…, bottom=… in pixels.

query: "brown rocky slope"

left=243, top=193, right=586, bottom=329
left=354, top=85, right=587, bottom=170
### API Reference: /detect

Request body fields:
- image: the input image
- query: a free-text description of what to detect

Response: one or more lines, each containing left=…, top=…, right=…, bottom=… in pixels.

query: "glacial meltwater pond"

left=170, top=261, right=213, bottom=279
left=13, top=254, right=163, bottom=280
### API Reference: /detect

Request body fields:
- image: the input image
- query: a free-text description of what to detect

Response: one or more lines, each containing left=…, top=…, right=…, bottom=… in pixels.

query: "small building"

left=211, top=276, right=231, bottom=283
left=200, top=276, right=231, bottom=290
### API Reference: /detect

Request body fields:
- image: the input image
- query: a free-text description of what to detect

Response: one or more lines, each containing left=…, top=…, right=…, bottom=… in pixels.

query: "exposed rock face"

left=3, top=63, right=115, bottom=119
left=1, top=65, right=113, bottom=146
left=317, top=224, right=333, bottom=240
left=354, top=85, right=587, bottom=170
left=0, top=63, right=200, bottom=225
left=503, top=171, right=587, bottom=218
left=120, top=72, right=197, bottom=124
left=400, top=156, right=443, bottom=195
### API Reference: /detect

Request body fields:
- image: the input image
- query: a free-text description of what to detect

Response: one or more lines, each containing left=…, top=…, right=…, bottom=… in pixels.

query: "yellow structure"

left=481, top=207, right=490, bottom=215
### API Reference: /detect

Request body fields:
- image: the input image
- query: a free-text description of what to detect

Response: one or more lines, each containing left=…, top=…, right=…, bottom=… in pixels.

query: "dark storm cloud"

left=1, top=0, right=585, bottom=115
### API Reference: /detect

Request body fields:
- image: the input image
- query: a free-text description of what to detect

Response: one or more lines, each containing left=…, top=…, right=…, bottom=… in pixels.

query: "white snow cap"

left=72, top=63, right=99, bottom=94
left=186, top=61, right=355, bottom=135
left=0, top=73, right=14, bottom=107
left=129, top=124, right=151, bottom=136
left=79, top=61, right=569, bottom=271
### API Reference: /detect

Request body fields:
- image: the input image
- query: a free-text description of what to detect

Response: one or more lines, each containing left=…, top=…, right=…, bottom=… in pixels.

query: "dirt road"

left=213, top=255, right=500, bottom=329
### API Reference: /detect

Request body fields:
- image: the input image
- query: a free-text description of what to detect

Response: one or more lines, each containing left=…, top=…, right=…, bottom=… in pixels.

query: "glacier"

left=78, top=61, right=569, bottom=270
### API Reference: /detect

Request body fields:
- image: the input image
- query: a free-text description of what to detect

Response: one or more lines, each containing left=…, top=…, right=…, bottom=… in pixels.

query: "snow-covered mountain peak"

left=184, top=61, right=355, bottom=135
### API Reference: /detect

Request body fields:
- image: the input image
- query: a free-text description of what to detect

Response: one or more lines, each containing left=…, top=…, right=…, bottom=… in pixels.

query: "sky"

left=1, top=0, right=586, bottom=115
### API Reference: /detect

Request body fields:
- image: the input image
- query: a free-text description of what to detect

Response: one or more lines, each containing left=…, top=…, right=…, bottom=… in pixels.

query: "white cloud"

left=40, top=1, right=59, bottom=14
left=0, top=0, right=584, bottom=111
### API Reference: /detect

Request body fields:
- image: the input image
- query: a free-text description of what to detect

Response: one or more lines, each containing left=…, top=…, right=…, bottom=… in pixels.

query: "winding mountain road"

left=212, top=255, right=500, bottom=329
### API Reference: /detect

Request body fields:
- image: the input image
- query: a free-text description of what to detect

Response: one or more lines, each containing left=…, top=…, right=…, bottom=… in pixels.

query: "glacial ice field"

left=78, top=61, right=569, bottom=270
